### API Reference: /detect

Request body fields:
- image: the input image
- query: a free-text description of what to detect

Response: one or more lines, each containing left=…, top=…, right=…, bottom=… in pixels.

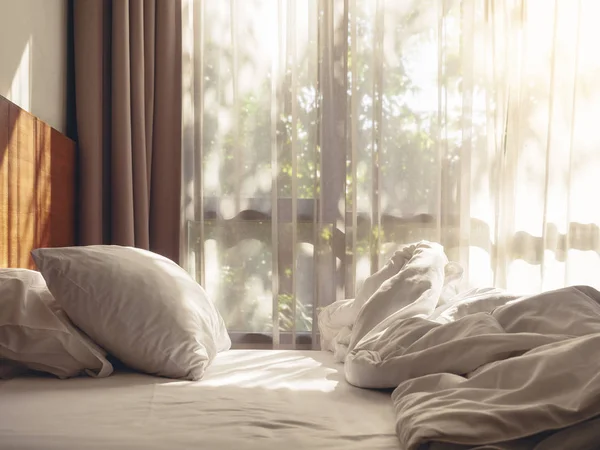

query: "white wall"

left=0, top=0, right=67, bottom=133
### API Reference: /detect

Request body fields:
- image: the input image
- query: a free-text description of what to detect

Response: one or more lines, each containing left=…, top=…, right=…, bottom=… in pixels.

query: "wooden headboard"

left=0, top=95, right=76, bottom=269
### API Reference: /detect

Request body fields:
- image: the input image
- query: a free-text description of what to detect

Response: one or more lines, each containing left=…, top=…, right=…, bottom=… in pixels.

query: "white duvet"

left=319, top=241, right=600, bottom=449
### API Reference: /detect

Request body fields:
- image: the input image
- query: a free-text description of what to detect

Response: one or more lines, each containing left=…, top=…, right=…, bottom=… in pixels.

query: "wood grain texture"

left=0, top=95, right=76, bottom=269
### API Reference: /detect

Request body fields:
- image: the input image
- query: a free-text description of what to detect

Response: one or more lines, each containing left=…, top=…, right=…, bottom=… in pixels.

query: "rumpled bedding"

left=318, top=242, right=463, bottom=362
left=318, top=240, right=600, bottom=449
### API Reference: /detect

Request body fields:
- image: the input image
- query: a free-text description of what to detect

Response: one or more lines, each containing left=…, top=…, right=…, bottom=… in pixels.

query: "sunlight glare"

left=566, top=250, right=600, bottom=287
left=355, top=256, right=371, bottom=293
left=468, top=246, right=493, bottom=288
left=204, top=239, right=220, bottom=299
left=219, top=196, right=236, bottom=219
left=507, top=260, right=539, bottom=294
left=203, top=150, right=221, bottom=196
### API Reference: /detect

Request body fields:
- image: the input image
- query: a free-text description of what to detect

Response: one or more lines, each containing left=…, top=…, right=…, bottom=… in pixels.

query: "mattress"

left=0, top=350, right=398, bottom=450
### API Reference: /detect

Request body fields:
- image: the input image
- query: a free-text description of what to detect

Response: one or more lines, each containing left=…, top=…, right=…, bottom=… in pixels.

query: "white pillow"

left=32, top=246, right=231, bottom=380
left=0, top=269, right=113, bottom=378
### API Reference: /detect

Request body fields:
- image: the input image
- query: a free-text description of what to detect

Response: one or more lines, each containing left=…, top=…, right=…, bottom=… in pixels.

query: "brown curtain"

left=72, top=0, right=182, bottom=262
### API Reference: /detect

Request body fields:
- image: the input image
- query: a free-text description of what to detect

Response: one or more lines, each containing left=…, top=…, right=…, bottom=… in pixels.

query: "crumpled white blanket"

left=319, top=240, right=600, bottom=449
left=318, top=241, right=463, bottom=362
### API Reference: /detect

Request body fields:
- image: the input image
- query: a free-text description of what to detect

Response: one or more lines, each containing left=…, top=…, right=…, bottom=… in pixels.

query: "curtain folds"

left=183, top=0, right=600, bottom=348
left=73, top=0, right=182, bottom=262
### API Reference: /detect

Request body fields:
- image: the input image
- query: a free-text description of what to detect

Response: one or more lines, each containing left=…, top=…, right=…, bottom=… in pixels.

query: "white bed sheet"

left=0, top=350, right=398, bottom=450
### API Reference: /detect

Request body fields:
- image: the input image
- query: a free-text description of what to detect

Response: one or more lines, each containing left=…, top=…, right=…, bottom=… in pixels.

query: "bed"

left=1, top=350, right=398, bottom=450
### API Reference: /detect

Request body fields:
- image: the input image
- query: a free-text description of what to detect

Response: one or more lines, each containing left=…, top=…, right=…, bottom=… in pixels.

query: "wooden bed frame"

left=0, top=95, right=75, bottom=269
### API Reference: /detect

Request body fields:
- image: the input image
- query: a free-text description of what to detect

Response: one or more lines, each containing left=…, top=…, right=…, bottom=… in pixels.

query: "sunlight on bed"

left=163, top=351, right=340, bottom=392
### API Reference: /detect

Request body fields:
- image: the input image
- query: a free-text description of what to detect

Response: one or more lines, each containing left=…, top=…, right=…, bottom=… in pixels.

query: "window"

left=182, top=0, right=600, bottom=348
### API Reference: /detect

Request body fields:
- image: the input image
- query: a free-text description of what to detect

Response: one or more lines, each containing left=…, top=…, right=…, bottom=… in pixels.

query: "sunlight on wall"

left=6, top=37, right=32, bottom=112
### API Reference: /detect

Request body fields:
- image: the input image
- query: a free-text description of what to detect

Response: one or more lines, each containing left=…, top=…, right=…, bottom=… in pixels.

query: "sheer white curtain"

left=181, top=0, right=600, bottom=348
